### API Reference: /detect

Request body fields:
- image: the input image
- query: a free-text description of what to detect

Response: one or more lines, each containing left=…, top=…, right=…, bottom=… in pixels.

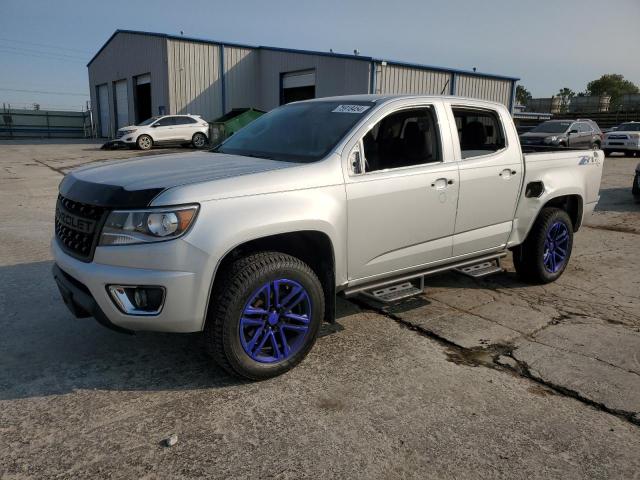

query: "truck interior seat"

left=461, top=121, right=487, bottom=150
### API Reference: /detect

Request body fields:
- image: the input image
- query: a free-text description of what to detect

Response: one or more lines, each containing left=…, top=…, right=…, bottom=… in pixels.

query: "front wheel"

left=137, top=134, right=153, bottom=150
left=513, top=207, right=573, bottom=284
left=603, top=149, right=613, bottom=157
left=192, top=132, right=207, bottom=149
left=205, top=252, right=324, bottom=380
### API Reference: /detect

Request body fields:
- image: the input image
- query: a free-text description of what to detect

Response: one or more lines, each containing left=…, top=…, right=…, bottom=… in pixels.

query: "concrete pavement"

left=1, top=140, right=639, bottom=479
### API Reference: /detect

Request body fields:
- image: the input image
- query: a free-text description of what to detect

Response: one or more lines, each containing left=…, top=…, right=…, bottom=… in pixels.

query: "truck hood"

left=59, top=151, right=302, bottom=208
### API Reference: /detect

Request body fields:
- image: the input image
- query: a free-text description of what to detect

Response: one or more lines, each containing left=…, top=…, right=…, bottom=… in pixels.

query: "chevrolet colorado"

left=52, top=95, right=604, bottom=379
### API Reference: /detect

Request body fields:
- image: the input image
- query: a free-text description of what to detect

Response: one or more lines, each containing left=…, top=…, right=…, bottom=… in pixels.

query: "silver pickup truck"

left=52, top=95, right=604, bottom=379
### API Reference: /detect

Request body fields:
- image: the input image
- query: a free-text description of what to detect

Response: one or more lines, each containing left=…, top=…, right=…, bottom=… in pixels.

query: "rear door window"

left=155, top=117, right=176, bottom=127
left=175, top=116, right=197, bottom=125
left=452, top=107, right=506, bottom=159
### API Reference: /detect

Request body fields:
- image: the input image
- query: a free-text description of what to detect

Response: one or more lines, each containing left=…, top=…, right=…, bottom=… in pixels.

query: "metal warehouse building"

left=88, top=29, right=519, bottom=137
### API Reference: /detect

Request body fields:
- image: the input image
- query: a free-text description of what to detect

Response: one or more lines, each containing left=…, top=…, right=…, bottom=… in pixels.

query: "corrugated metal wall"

left=88, top=32, right=517, bottom=137
left=224, top=47, right=260, bottom=111
left=454, top=74, right=512, bottom=107
left=376, top=64, right=451, bottom=96
left=257, top=50, right=370, bottom=111
left=167, top=39, right=222, bottom=121
left=88, top=32, right=169, bottom=137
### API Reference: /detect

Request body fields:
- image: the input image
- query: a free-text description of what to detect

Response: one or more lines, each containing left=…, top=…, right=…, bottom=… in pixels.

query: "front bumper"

left=51, top=238, right=212, bottom=333
left=52, top=264, right=133, bottom=334
left=603, top=140, right=640, bottom=151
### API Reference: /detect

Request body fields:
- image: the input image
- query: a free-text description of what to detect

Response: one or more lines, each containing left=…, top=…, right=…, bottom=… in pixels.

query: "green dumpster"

left=209, top=108, right=265, bottom=145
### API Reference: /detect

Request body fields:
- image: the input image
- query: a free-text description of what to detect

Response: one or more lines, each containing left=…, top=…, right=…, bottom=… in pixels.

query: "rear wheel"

left=513, top=207, right=573, bottom=284
left=591, top=141, right=600, bottom=150
left=192, top=132, right=207, bottom=149
left=205, top=252, right=324, bottom=380
left=137, top=134, right=153, bottom=150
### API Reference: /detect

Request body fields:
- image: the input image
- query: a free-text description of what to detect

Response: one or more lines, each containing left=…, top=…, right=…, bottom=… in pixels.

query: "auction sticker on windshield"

left=332, top=105, right=371, bottom=114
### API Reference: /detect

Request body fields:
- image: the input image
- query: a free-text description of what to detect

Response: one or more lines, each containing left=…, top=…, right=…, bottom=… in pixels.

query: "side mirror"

left=568, top=129, right=578, bottom=135
left=151, top=123, right=159, bottom=128
left=349, top=143, right=363, bottom=174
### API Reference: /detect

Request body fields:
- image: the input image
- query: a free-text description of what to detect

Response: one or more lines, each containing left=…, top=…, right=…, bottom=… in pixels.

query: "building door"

left=281, top=70, right=315, bottom=105
left=97, top=83, right=111, bottom=138
left=135, top=74, right=152, bottom=124
left=114, top=80, right=129, bottom=129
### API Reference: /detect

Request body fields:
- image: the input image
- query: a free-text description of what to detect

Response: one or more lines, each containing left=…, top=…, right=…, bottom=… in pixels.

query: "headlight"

left=99, top=205, right=199, bottom=246
left=543, top=136, right=558, bottom=144
left=119, top=129, right=136, bottom=135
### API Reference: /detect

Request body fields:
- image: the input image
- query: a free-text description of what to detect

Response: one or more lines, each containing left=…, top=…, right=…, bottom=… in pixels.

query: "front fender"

left=182, top=185, right=348, bottom=327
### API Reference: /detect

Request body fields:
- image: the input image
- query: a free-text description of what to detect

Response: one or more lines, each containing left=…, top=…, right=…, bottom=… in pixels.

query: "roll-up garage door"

left=136, top=74, right=151, bottom=85
left=97, top=84, right=111, bottom=138
left=114, top=80, right=129, bottom=129
left=281, top=70, right=316, bottom=104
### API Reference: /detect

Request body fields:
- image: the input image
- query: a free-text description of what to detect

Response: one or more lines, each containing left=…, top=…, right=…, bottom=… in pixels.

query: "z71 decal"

left=578, top=153, right=601, bottom=166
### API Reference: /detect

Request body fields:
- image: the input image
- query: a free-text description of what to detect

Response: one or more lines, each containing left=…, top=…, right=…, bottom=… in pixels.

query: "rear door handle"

left=431, top=178, right=453, bottom=190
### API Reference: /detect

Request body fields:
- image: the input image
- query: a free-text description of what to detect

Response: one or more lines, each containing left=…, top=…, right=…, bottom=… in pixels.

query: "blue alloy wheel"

left=543, top=221, right=570, bottom=273
left=239, top=279, right=312, bottom=363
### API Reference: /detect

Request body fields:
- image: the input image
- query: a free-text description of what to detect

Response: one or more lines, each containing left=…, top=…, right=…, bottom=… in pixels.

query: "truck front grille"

left=55, top=195, right=107, bottom=261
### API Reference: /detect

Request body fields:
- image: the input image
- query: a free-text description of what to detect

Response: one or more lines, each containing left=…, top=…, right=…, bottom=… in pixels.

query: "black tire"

left=603, top=149, right=612, bottom=157
left=632, top=173, right=640, bottom=202
left=591, top=141, right=600, bottom=150
left=137, top=134, right=153, bottom=150
left=513, top=207, right=574, bottom=284
left=205, top=252, right=324, bottom=380
left=192, top=132, right=208, bottom=149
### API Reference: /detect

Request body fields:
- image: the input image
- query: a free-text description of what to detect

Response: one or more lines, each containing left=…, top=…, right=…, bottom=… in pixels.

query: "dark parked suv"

left=520, top=119, right=602, bottom=149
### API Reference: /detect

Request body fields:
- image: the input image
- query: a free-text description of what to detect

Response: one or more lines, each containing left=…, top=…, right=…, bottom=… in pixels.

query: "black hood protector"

left=59, top=175, right=164, bottom=208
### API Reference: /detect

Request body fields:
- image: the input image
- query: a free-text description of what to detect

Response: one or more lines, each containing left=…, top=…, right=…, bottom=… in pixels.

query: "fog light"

left=108, top=285, right=165, bottom=316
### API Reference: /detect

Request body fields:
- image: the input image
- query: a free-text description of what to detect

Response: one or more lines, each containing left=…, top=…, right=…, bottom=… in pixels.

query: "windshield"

left=617, top=123, right=640, bottom=132
left=136, top=116, right=160, bottom=126
left=530, top=121, right=572, bottom=134
left=213, top=101, right=374, bottom=162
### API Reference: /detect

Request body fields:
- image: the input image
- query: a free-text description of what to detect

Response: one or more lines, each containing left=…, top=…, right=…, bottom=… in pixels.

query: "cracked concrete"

left=1, top=141, right=639, bottom=478
left=377, top=156, right=640, bottom=425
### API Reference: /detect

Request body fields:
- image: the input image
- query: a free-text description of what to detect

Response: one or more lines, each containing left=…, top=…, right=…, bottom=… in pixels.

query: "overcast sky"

left=1, top=0, right=638, bottom=110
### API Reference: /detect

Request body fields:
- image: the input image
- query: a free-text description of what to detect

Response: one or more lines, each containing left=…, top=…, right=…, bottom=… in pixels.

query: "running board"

left=454, top=258, right=503, bottom=278
left=360, top=282, right=422, bottom=304
left=342, top=252, right=507, bottom=298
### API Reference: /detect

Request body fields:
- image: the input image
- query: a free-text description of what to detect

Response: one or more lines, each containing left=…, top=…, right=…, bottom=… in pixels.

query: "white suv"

left=115, top=115, right=209, bottom=150
left=603, top=122, right=640, bottom=157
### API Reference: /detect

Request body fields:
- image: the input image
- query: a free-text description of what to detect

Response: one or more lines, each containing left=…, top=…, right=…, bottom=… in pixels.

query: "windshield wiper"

left=245, top=153, right=274, bottom=160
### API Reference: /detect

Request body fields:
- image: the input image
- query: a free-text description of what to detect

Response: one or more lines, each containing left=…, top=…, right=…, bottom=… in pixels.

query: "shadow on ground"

left=0, top=261, right=345, bottom=400
left=595, top=187, right=640, bottom=213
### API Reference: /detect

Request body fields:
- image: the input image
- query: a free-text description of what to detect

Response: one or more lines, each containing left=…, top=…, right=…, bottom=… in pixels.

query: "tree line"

left=516, top=74, right=639, bottom=112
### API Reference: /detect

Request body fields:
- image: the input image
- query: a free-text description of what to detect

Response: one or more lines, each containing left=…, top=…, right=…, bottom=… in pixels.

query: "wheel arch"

left=136, top=133, right=154, bottom=145
left=192, top=131, right=208, bottom=140
left=542, top=194, right=584, bottom=231
left=205, top=230, right=337, bottom=326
